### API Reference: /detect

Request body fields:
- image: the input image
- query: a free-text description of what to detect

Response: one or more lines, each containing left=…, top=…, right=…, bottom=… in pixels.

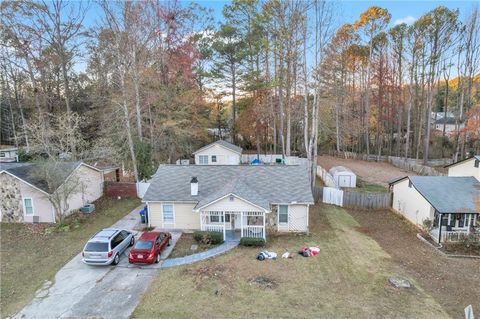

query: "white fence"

left=322, top=187, right=343, bottom=206
left=242, top=225, right=264, bottom=238
left=202, top=224, right=225, bottom=233
left=316, top=165, right=338, bottom=188
left=136, top=182, right=150, bottom=199
left=241, top=154, right=308, bottom=166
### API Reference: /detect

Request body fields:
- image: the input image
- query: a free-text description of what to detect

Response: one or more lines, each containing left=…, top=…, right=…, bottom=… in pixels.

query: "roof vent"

left=191, top=177, right=198, bottom=196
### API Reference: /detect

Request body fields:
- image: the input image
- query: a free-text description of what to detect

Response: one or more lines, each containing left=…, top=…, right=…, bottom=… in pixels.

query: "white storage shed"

left=329, top=166, right=356, bottom=188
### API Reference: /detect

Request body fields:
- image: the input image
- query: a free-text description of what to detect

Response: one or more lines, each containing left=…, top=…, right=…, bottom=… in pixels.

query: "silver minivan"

left=82, top=228, right=135, bottom=265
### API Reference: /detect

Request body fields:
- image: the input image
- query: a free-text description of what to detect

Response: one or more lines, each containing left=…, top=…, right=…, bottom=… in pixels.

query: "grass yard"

left=0, top=197, right=140, bottom=318
left=169, top=233, right=219, bottom=258
left=355, top=177, right=389, bottom=193
left=132, top=204, right=449, bottom=319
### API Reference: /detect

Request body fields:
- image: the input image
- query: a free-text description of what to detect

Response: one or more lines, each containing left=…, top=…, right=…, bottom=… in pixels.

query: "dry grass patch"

left=132, top=204, right=449, bottom=319
left=169, top=233, right=219, bottom=258
left=0, top=198, right=140, bottom=318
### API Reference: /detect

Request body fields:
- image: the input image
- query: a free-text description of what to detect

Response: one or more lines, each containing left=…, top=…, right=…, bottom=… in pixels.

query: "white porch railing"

left=429, top=228, right=478, bottom=242
left=202, top=224, right=224, bottom=234
left=242, top=225, right=264, bottom=238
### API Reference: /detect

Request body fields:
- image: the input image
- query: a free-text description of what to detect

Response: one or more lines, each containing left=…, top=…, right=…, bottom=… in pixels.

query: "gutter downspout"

left=438, top=213, right=442, bottom=244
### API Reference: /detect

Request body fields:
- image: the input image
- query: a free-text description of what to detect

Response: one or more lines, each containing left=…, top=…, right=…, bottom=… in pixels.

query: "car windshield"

left=134, top=241, right=153, bottom=250
left=85, top=242, right=108, bottom=252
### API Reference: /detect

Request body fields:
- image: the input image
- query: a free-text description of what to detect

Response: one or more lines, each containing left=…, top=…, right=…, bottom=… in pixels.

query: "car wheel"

left=112, top=253, right=120, bottom=265
left=155, top=253, right=161, bottom=264
left=129, top=237, right=135, bottom=247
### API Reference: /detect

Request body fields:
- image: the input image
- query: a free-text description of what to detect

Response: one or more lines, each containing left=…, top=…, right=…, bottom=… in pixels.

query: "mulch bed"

left=348, top=208, right=480, bottom=318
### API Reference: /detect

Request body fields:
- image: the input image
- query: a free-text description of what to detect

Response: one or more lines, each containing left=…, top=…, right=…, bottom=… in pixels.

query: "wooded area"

left=1, top=1, right=479, bottom=184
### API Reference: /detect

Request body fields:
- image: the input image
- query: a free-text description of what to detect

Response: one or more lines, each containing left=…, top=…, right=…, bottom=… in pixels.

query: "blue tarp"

left=251, top=159, right=261, bottom=165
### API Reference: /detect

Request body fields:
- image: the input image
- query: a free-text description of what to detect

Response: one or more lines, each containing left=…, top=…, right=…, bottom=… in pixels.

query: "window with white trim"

left=163, top=204, right=174, bottom=223
left=23, top=198, right=34, bottom=216
left=199, top=155, right=208, bottom=165
left=210, top=215, right=220, bottom=223
left=278, top=205, right=288, bottom=224
left=211, top=155, right=217, bottom=163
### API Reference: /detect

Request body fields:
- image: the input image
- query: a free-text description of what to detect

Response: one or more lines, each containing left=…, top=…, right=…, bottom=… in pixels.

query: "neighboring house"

left=431, top=111, right=454, bottom=122
left=0, top=146, right=18, bottom=163
left=445, top=155, right=480, bottom=181
left=0, top=162, right=104, bottom=223
left=193, top=140, right=242, bottom=165
left=142, top=165, right=314, bottom=240
left=389, top=176, right=479, bottom=243
left=434, top=117, right=464, bottom=136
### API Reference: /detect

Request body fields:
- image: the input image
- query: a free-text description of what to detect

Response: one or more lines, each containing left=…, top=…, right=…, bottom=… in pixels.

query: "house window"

left=23, top=198, right=34, bottom=216
left=162, top=204, right=174, bottom=223
left=0, top=152, right=5, bottom=157
left=210, top=215, right=220, bottom=223
left=211, top=155, right=217, bottom=163
left=199, top=155, right=208, bottom=165
left=475, top=160, right=479, bottom=168
left=279, top=205, right=288, bottom=224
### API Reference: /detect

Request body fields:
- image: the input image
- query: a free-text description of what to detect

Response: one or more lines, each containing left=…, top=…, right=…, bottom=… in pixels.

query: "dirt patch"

left=348, top=208, right=480, bottom=318
left=318, top=155, right=415, bottom=186
left=250, top=276, right=278, bottom=289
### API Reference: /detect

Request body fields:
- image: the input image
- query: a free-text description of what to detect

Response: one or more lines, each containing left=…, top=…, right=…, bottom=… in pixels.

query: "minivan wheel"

left=129, top=237, right=135, bottom=247
left=112, top=253, right=120, bottom=265
left=155, top=253, right=161, bottom=264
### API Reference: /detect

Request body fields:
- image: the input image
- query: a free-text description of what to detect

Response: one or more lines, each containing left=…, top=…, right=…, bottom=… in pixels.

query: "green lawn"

left=132, top=204, right=449, bottom=319
left=355, top=177, right=389, bottom=192
left=0, top=197, right=140, bottom=318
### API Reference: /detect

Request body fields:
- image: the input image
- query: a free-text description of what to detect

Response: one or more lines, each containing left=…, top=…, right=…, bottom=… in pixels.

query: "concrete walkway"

left=161, top=240, right=239, bottom=268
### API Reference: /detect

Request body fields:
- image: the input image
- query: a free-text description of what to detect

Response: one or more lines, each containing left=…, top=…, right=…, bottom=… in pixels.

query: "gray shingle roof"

left=409, top=176, right=480, bottom=214
left=1, top=162, right=82, bottom=193
left=143, top=165, right=314, bottom=210
left=193, top=140, right=242, bottom=154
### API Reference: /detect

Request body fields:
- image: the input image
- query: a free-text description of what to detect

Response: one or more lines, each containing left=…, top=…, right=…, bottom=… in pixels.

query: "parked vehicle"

left=128, top=232, right=172, bottom=264
left=82, top=229, right=135, bottom=265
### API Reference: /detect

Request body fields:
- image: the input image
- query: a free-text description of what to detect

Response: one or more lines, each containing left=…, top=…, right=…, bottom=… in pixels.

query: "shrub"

left=422, top=218, right=432, bottom=231
left=240, top=237, right=266, bottom=247
left=192, top=231, right=224, bottom=245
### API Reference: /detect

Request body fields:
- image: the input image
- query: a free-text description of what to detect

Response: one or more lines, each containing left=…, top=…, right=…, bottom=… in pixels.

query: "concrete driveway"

left=14, top=206, right=180, bottom=319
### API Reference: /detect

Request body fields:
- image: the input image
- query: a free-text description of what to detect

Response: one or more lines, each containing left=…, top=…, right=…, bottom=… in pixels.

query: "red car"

left=128, top=232, right=172, bottom=264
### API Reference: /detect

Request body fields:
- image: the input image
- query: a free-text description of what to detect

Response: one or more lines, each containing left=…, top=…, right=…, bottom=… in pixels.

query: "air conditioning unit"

left=80, top=203, right=95, bottom=214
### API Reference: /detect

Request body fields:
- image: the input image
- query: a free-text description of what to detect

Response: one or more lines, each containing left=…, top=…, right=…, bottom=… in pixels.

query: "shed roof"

left=444, top=155, right=480, bottom=168
left=408, top=176, right=479, bottom=214
left=329, top=166, right=355, bottom=175
left=193, top=140, right=242, bottom=155
left=143, top=165, right=314, bottom=210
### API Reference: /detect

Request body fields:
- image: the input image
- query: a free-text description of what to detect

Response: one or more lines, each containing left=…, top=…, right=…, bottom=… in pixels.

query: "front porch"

left=200, top=211, right=266, bottom=241
left=430, top=212, right=478, bottom=243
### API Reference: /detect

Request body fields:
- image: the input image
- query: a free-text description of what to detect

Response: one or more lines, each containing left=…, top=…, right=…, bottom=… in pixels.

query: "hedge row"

left=192, top=231, right=224, bottom=245
left=239, top=237, right=265, bottom=247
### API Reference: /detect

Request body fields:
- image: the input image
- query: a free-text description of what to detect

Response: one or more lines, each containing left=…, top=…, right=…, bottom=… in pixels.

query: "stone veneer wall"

left=0, top=173, right=24, bottom=222
left=266, top=205, right=278, bottom=235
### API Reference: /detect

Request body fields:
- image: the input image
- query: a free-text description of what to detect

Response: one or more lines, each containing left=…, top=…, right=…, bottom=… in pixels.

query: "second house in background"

left=193, top=140, right=242, bottom=165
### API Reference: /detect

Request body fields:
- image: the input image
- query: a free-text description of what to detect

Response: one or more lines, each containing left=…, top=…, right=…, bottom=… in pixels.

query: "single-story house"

left=0, top=146, right=18, bottom=163
left=445, top=155, right=479, bottom=181
left=142, top=165, right=314, bottom=240
left=193, top=140, right=242, bottom=165
left=434, top=117, right=464, bottom=136
left=389, top=176, right=479, bottom=243
left=0, top=162, right=104, bottom=223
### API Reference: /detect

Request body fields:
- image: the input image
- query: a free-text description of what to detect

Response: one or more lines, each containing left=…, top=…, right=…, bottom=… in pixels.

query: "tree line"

left=1, top=0, right=479, bottom=185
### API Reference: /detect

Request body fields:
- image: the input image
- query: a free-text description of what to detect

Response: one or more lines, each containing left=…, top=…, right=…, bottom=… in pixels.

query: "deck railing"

left=202, top=224, right=224, bottom=234
left=242, top=225, right=264, bottom=238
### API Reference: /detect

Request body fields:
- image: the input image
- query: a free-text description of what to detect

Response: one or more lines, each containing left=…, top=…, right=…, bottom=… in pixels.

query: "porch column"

left=263, top=212, right=266, bottom=240
left=438, top=213, right=442, bottom=244
left=223, top=211, right=226, bottom=240
left=199, top=211, right=203, bottom=231
left=240, top=212, right=244, bottom=237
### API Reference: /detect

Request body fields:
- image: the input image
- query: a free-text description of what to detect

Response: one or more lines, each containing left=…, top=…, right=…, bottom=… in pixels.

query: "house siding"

left=0, top=172, right=55, bottom=223
left=148, top=202, right=199, bottom=229
left=194, top=144, right=240, bottom=165
left=392, top=179, right=434, bottom=227
left=60, top=165, right=104, bottom=216
left=447, top=158, right=480, bottom=181
left=276, top=204, right=309, bottom=232
left=201, top=195, right=263, bottom=212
